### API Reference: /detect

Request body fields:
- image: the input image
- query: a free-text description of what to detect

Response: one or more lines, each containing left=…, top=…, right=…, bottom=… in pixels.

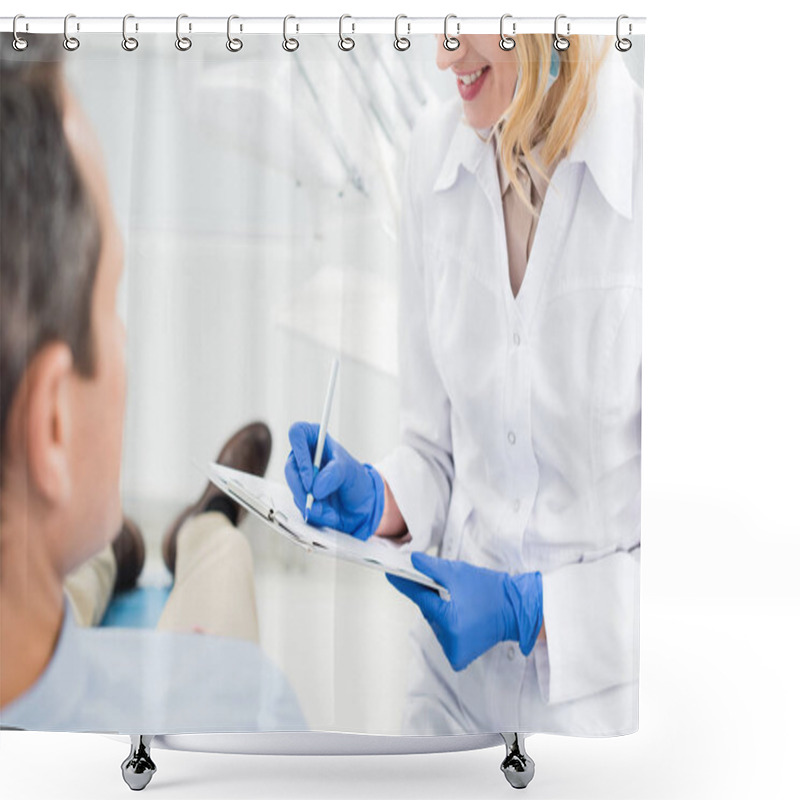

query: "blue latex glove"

left=285, top=421, right=385, bottom=541
left=387, top=552, right=543, bottom=672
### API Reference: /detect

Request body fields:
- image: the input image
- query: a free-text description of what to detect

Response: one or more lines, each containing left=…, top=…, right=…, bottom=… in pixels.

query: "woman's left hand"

left=387, top=552, right=544, bottom=672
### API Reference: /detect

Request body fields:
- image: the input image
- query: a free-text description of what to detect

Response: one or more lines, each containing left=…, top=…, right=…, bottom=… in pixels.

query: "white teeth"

left=458, top=66, right=487, bottom=86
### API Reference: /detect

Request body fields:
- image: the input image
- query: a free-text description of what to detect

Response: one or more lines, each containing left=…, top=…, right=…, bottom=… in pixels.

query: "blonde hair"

left=497, top=35, right=612, bottom=208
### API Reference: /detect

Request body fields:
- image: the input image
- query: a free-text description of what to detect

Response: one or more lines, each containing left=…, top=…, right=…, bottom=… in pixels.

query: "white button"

left=507, top=646, right=516, bottom=660
left=507, top=431, right=516, bottom=445
left=513, top=332, right=521, bottom=346
left=513, top=499, right=521, bottom=513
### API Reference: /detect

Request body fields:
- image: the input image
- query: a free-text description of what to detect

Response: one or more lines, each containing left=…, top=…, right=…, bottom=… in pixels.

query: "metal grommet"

left=122, top=14, right=139, bottom=51
left=394, top=14, right=410, bottom=51
left=63, top=13, right=80, bottom=51
left=338, top=14, right=355, bottom=51
left=226, top=15, right=243, bottom=52
left=499, top=13, right=515, bottom=51
left=175, top=13, right=192, bottom=51
left=12, top=15, right=28, bottom=51
left=282, top=15, right=299, bottom=52
left=553, top=14, right=570, bottom=51
left=443, top=13, right=460, bottom=51
left=615, top=14, right=632, bottom=52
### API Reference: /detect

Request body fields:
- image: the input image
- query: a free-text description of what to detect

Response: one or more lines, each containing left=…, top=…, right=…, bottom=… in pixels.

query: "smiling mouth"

left=455, top=65, right=490, bottom=102
left=457, top=65, right=489, bottom=87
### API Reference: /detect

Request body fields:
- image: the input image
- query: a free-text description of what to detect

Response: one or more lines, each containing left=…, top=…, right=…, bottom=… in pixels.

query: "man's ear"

left=5, top=342, right=75, bottom=506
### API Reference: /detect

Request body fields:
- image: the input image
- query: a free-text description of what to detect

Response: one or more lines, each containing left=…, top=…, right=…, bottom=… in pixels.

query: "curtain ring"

left=63, top=13, right=80, bottom=51
left=499, top=13, right=515, bottom=51
left=615, top=15, right=632, bottom=52
left=553, top=14, right=570, bottom=51
left=175, top=14, right=192, bottom=51
left=338, top=14, right=355, bottom=51
left=122, top=14, right=139, bottom=51
left=443, top=14, right=460, bottom=51
left=283, top=15, right=299, bottom=52
left=394, top=15, right=410, bottom=51
left=12, top=15, right=28, bottom=51
left=226, top=15, right=243, bottom=52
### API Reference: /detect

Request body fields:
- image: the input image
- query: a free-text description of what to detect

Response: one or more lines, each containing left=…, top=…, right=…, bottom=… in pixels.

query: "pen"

left=306, top=356, right=340, bottom=522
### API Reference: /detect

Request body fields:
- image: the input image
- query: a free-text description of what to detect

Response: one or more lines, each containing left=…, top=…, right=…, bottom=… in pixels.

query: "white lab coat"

left=378, top=47, right=642, bottom=736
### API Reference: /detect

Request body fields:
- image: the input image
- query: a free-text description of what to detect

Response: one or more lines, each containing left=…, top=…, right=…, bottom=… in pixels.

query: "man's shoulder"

left=1, top=620, right=280, bottom=732
left=77, top=626, right=304, bottom=732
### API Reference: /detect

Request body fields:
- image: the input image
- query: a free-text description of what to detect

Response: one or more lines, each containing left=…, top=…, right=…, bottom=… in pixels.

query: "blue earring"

left=549, top=48, right=560, bottom=78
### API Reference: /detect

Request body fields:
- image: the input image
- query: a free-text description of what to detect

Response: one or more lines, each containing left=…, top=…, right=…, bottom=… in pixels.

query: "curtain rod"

left=0, top=16, right=646, bottom=37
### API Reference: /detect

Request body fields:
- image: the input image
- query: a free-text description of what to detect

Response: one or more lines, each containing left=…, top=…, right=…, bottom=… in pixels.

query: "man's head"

left=1, top=35, right=127, bottom=576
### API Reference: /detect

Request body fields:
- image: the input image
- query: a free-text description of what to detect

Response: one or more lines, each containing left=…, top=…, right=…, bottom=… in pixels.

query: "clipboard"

left=207, top=463, right=450, bottom=600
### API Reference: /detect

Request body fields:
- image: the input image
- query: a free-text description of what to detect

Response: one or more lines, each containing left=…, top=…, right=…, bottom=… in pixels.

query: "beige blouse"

left=496, top=140, right=560, bottom=297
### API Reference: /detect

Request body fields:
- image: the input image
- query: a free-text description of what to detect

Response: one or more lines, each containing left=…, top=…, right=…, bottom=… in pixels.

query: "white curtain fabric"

left=60, top=34, right=644, bottom=735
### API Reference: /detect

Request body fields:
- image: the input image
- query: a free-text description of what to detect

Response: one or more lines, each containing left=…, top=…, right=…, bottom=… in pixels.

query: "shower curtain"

left=0, top=24, right=644, bottom=742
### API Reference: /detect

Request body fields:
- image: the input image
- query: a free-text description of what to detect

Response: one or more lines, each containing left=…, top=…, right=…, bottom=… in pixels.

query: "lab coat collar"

left=566, top=49, right=637, bottom=220
left=433, top=49, right=638, bottom=221
left=433, top=113, right=487, bottom=194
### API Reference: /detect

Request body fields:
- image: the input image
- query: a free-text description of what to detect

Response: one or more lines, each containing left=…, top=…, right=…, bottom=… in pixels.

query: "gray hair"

left=0, top=34, right=102, bottom=476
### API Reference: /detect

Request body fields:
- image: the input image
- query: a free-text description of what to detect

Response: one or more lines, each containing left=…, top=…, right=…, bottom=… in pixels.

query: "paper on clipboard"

left=207, top=463, right=450, bottom=600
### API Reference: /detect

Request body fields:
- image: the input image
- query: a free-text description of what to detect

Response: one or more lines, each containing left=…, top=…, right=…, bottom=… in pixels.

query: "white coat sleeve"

left=533, top=69, right=644, bottom=705
left=534, top=283, right=642, bottom=706
left=534, top=547, right=640, bottom=706
left=375, top=136, right=454, bottom=554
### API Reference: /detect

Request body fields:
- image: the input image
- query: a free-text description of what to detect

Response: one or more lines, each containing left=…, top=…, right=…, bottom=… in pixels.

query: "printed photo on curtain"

left=0, top=19, right=644, bottom=772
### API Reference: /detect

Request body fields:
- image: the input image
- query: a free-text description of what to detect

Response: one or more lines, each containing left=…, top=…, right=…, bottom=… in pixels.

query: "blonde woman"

left=287, top=34, right=642, bottom=737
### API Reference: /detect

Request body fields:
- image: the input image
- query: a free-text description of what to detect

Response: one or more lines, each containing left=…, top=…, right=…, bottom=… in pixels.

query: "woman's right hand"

left=285, top=421, right=385, bottom=540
